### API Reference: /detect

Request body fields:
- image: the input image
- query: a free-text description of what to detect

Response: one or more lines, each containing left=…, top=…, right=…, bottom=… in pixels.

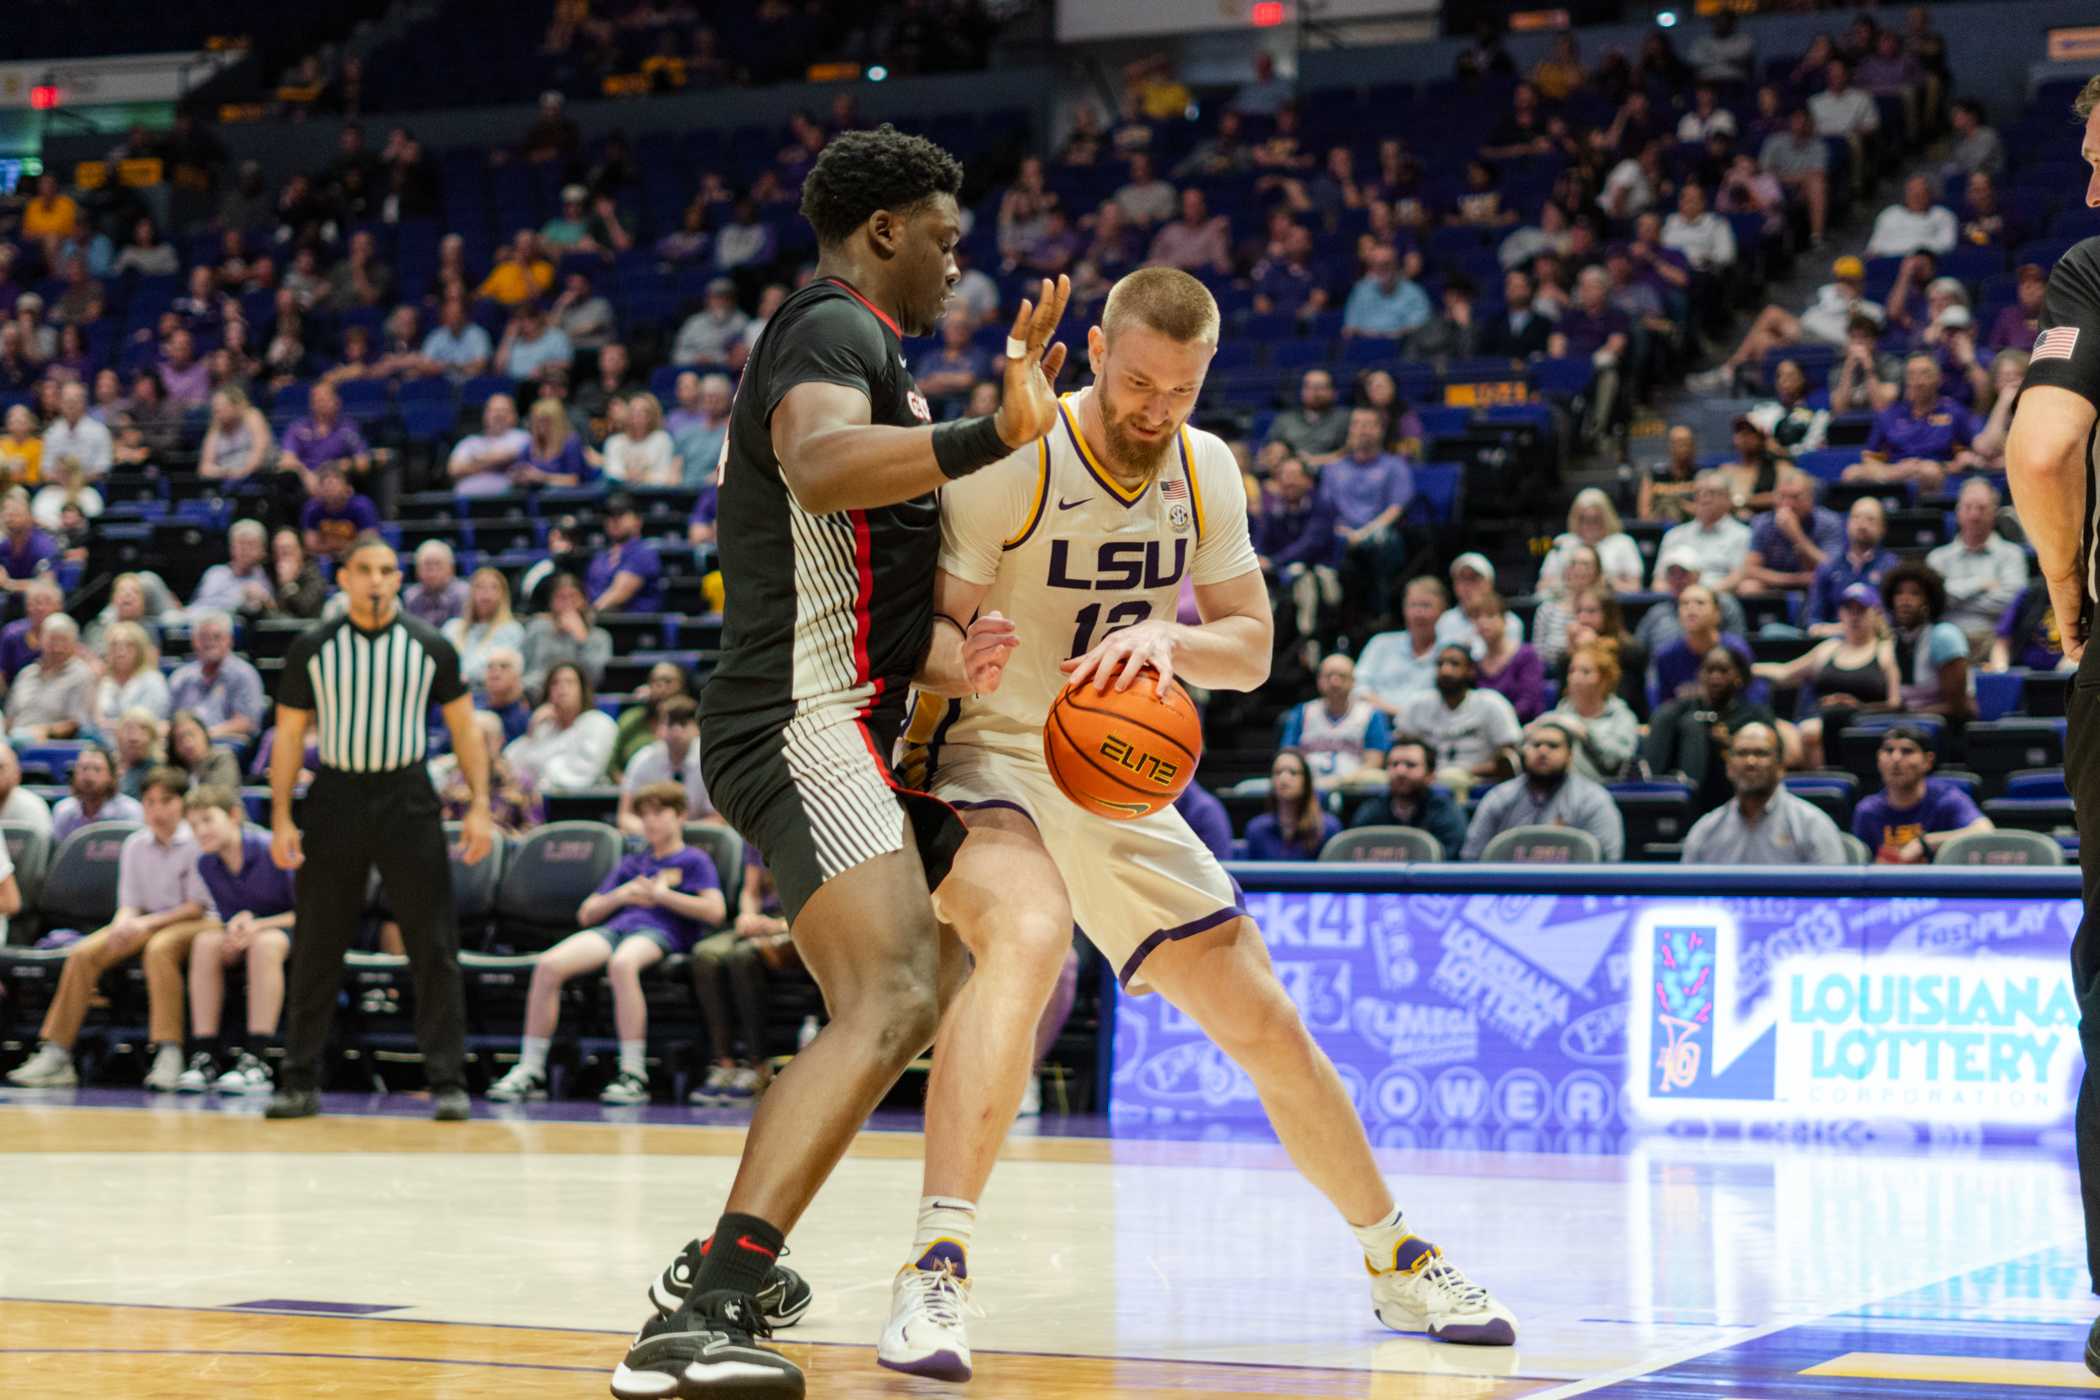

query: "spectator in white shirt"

left=1660, top=183, right=1738, bottom=273
left=1538, top=489, right=1645, bottom=594
left=1688, top=12, right=1755, bottom=83
left=1354, top=576, right=1447, bottom=713
left=504, top=660, right=617, bottom=791
left=1925, top=478, right=2028, bottom=649
left=1865, top=175, right=1957, bottom=258
left=602, top=392, right=681, bottom=486
left=1656, top=473, right=1752, bottom=589
left=1808, top=60, right=1880, bottom=142
left=1676, top=86, right=1739, bottom=143
left=40, top=381, right=113, bottom=483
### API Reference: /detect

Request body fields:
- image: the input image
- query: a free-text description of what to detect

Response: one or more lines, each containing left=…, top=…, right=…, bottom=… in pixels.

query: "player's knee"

left=843, top=971, right=943, bottom=1066
left=991, top=906, right=1071, bottom=982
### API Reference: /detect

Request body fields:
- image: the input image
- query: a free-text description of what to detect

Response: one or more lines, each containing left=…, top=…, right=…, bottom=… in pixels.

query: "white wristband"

left=1006, top=336, right=1028, bottom=360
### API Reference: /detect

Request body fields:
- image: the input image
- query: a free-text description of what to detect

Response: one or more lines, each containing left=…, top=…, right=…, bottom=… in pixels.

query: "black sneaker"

left=650, top=1238, right=813, bottom=1330
left=264, top=1087, right=320, bottom=1119
left=432, top=1087, right=471, bottom=1121
left=610, top=1290, right=803, bottom=1399
left=2086, top=1314, right=2100, bottom=1377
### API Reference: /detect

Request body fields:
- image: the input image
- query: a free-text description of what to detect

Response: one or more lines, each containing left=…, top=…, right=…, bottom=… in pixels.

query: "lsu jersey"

left=921, top=392, right=1259, bottom=762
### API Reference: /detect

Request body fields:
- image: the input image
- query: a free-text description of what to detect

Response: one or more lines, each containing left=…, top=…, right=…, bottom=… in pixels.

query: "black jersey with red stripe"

left=700, top=278, right=939, bottom=754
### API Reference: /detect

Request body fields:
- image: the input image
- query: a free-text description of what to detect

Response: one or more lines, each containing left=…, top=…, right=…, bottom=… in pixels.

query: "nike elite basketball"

left=1043, top=671, right=1203, bottom=819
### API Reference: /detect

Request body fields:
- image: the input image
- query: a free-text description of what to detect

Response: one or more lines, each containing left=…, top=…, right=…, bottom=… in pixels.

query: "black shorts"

left=700, top=704, right=966, bottom=926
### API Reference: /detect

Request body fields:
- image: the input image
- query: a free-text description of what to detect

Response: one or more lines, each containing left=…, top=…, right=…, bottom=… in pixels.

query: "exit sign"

left=1251, top=1, right=1285, bottom=24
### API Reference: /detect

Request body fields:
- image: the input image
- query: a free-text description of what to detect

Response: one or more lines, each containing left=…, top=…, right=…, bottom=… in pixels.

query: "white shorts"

left=928, top=745, right=1244, bottom=994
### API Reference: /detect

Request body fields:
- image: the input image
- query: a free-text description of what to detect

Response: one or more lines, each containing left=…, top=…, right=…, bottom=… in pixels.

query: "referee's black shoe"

left=2085, top=1314, right=2100, bottom=1376
left=649, top=1238, right=813, bottom=1330
left=264, top=1087, right=320, bottom=1119
left=610, top=1290, right=802, bottom=1399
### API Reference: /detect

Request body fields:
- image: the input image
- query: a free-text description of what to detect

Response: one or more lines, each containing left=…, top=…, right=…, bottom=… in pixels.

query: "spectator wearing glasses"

left=1459, top=718, right=1624, bottom=861
left=1680, top=721, right=1845, bottom=864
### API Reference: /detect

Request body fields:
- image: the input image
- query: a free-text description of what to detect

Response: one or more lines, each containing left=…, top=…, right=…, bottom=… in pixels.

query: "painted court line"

left=0, top=1347, right=606, bottom=1375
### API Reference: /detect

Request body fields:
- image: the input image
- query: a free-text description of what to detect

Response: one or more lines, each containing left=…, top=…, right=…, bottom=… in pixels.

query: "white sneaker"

left=687, top=1062, right=738, bottom=1105
left=599, top=1070, right=649, bottom=1105
left=876, top=1248, right=980, bottom=1381
left=1015, top=1075, right=1041, bottom=1118
left=485, top=1064, right=548, bottom=1102
left=724, top=1065, right=761, bottom=1101
left=1368, top=1234, right=1517, bottom=1345
left=174, top=1051, right=218, bottom=1094
left=216, top=1051, right=274, bottom=1095
left=6, top=1043, right=77, bottom=1087
left=144, top=1045, right=185, bottom=1093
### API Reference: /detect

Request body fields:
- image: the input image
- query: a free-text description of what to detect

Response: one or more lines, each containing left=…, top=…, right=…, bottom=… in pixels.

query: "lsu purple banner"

left=1108, top=887, right=2085, bottom=1142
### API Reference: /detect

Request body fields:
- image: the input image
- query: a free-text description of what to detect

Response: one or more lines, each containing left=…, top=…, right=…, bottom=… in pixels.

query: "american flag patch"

left=1161, top=477, right=1189, bottom=502
left=2033, top=326, right=2080, bottom=362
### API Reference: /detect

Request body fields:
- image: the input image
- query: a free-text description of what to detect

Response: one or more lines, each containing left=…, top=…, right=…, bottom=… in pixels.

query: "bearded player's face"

left=894, top=195, right=962, bottom=338
left=1087, top=322, right=1215, bottom=476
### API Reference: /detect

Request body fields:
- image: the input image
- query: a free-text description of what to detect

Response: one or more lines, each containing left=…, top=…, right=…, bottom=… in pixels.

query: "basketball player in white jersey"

left=870, top=267, right=1516, bottom=1378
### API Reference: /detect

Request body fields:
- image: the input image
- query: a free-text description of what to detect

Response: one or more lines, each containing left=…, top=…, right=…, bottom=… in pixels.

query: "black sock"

left=194, top=1036, right=221, bottom=1062
left=693, top=1213, right=784, bottom=1299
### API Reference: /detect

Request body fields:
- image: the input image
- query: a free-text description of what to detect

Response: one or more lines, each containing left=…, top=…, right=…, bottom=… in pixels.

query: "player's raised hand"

left=962, top=610, right=1020, bottom=694
left=993, top=276, right=1071, bottom=448
left=1061, top=619, right=1179, bottom=698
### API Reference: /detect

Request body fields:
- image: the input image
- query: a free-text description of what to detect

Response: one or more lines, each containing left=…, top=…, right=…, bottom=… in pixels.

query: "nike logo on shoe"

left=1058, top=496, right=1091, bottom=511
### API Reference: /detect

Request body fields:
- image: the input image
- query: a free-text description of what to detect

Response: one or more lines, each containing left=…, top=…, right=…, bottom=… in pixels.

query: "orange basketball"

left=1044, top=670, right=1203, bottom=820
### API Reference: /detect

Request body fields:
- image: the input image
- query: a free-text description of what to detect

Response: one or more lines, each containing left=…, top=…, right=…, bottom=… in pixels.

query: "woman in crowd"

left=1644, top=646, right=1779, bottom=817
left=1884, top=562, right=1975, bottom=722
left=197, top=385, right=275, bottom=482
left=1653, top=584, right=1751, bottom=701
left=520, top=397, right=591, bottom=487
left=1716, top=415, right=1781, bottom=518
left=1531, top=543, right=1599, bottom=669
left=613, top=661, right=691, bottom=775
left=1469, top=592, right=1545, bottom=721
left=112, top=707, right=165, bottom=799
left=1354, top=369, right=1424, bottom=455
left=443, top=566, right=526, bottom=687
left=93, top=621, right=171, bottom=737
left=84, top=572, right=168, bottom=652
left=602, top=391, right=680, bottom=485
left=1753, top=582, right=1899, bottom=769
left=1559, top=585, right=1648, bottom=715
left=31, top=460, right=101, bottom=531
left=1541, top=641, right=1638, bottom=782
left=1538, top=487, right=1643, bottom=593
left=167, top=708, right=243, bottom=791
left=1745, top=359, right=1829, bottom=457
left=503, top=660, right=618, bottom=792
left=1243, top=748, right=1339, bottom=861
left=264, top=527, right=329, bottom=620
left=521, top=572, right=612, bottom=692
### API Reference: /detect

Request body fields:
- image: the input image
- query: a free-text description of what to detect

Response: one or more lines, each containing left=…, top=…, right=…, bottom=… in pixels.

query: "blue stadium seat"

left=1410, top=463, right=1461, bottom=524
left=1974, top=669, right=2025, bottom=722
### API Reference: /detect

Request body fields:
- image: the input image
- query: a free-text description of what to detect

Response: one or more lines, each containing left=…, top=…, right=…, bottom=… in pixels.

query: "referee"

left=2004, top=74, right=2100, bottom=1376
left=261, top=531, right=495, bottom=1122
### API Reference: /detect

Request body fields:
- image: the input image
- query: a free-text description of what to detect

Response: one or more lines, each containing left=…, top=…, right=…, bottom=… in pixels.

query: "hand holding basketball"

left=992, top=275, right=1071, bottom=448
left=1062, top=618, right=1179, bottom=698
left=962, top=610, right=1020, bottom=694
left=1044, top=665, right=1203, bottom=820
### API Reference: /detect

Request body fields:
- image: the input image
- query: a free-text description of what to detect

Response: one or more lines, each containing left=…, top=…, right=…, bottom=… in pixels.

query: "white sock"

left=619, top=1040, right=646, bottom=1078
left=1350, top=1205, right=1417, bottom=1271
left=518, top=1036, right=551, bottom=1076
left=908, top=1196, right=976, bottom=1277
left=153, top=1043, right=184, bottom=1073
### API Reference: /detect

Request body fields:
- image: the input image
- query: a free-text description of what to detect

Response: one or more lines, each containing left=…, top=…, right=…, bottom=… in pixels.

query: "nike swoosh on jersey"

left=1058, top=496, right=1092, bottom=511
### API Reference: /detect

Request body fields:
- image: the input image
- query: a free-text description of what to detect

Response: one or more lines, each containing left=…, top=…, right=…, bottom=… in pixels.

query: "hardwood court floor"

left=3, top=1095, right=2098, bottom=1397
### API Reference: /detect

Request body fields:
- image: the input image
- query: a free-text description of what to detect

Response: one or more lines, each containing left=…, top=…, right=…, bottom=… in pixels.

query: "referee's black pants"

left=2069, top=659, right=2100, bottom=1291
left=280, top=766, right=468, bottom=1094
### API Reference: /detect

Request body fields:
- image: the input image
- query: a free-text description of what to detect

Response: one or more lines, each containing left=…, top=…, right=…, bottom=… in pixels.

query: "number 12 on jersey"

left=1070, top=601, right=1151, bottom=658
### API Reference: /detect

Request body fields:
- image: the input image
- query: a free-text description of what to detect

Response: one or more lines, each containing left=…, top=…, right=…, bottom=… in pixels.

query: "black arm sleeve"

left=276, top=630, right=318, bottom=711
left=2020, top=237, right=2100, bottom=410
left=760, top=293, right=891, bottom=422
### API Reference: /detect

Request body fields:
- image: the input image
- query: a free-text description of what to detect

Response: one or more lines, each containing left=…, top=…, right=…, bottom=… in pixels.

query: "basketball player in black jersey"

left=2005, top=73, right=2100, bottom=1378
left=612, top=126, right=1070, bottom=1399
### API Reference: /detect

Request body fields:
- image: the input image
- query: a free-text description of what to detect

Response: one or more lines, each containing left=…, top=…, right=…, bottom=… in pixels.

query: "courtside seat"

left=462, top=822, right=623, bottom=1045
left=1935, top=829, right=2064, bottom=866
left=1318, top=826, right=1443, bottom=863
left=1479, top=825, right=1602, bottom=863
left=0, top=823, right=53, bottom=946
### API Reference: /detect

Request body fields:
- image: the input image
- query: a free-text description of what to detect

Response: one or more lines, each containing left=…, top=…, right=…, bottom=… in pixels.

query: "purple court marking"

left=228, top=1300, right=406, bottom=1316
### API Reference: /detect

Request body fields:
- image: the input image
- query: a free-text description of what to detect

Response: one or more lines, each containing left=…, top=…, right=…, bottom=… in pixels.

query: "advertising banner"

left=1108, top=887, right=2084, bottom=1144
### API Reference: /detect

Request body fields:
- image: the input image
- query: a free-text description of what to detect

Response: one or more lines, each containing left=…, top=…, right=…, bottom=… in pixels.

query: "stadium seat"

left=1837, top=833, right=1872, bottom=866
left=1974, top=670, right=2024, bottom=722
left=1934, top=830, right=2064, bottom=866
left=1478, top=825, right=1602, bottom=863
left=2003, top=768, right=2071, bottom=801
left=0, top=823, right=52, bottom=944
left=1605, top=782, right=1695, bottom=860
left=1318, top=826, right=1443, bottom=862
left=1980, top=797, right=2076, bottom=836
left=485, top=821, right=623, bottom=953
left=37, top=821, right=136, bottom=935
left=1962, top=719, right=2067, bottom=795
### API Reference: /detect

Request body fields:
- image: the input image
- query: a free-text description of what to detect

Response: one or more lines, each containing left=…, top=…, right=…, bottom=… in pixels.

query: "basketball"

left=1044, top=670, right=1203, bottom=820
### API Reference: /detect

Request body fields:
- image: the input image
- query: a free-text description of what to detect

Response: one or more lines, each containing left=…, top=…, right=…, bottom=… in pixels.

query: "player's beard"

left=1098, top=402, right=1176, bottom=481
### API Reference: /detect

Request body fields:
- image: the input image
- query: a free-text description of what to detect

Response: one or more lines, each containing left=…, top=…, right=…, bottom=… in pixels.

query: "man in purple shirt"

left=1843, top=353, right=1983, bottom=492
left=0, top=488, right=59, bottom=593
left=174, top=783, right=299, bottom=1095
left=277, top=382, right=371, bottom=494
left=403, top=539, right=470, bottom=629
left=1741, top=468, right=1844, bottom=596
left=1986, top=263, right=2046, bottom=353
left=1320, top=407, right=1415, bottom=619
left=157, top=328, right=211, bottom=408
left=0, top=576, right=59, bottom=679
left=1257, top=457, right=1342, bottom=647
left=168, top=609, right=267, bottom=740
left=1850, top=725, right=1994, bottom=863
left=50, top=744, right=144, bottom=841
left=1549, top=267, right=1633, bottom=440
left=5, top=766, right=216, bottom=1090
left=300, top=465, right=382, bottom=561
left=587, top=494, right=664, bottom=613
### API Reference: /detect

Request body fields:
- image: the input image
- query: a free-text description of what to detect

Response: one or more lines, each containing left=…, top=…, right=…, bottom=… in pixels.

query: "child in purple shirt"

left=486, top=782, right=725, bottom=1105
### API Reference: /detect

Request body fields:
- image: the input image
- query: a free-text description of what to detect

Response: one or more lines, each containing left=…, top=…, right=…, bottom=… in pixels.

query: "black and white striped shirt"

left=277, top=610, right=466, bottom=774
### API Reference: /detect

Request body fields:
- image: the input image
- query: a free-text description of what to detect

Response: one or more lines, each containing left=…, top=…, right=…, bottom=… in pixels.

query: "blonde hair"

left=2075, top=74, right=2100, bottom=121
left=103, top=620, right=159, bottom=676
left=528, top=396, right=568, bottom=440
left=625, top=391, right=663, bottom=434
left=1566, top=486, right=1623, bottom=537
left=1101, top=266, right=1221, bottom=345
left=466, top=565, right=514, bottom=628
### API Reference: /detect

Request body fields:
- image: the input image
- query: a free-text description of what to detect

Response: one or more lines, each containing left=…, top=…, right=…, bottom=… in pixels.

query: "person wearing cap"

left=1987, top=264, right=2048, bottom=353
left=1752, top=582, right=1899, bottom=768
left=1804, top=497, right=1898, bottom=635
left=586, top=493, right=664, bottom=614
left=495, top=299, right=574, bottom=381
left=1866, top=175, right=1957, bottom=259
left=541, top=184, right=595, bottom=255
left=1740, top=468, right=1843, bottom=598
left=1656, top=472, right=1751, bottom=590
left=671, top=278, right=751, bottom=367
left=1691, top=253, right=1880, bottom=391
left=1459, top=718, right=1623, bottom=862
left=476, top=229, right=554, bottom=308
left=1757, top=107, right=1829, bottom=244
left=1435, top=553, right=1524, bottom=658
left=1679, top=721, right=1845, bottom=866
left=1396, top=644, right=1521, bottom=797
left=1843, top=354, right=1983, bottom=492
left=1926, top=478, right=2029, bottom=649
left=1851, top=724, right=1992, bottom=864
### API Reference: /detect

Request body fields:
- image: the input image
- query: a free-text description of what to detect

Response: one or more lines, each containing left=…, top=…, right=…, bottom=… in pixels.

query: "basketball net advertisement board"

left=1108, top=885, right=2086, bottom=1144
